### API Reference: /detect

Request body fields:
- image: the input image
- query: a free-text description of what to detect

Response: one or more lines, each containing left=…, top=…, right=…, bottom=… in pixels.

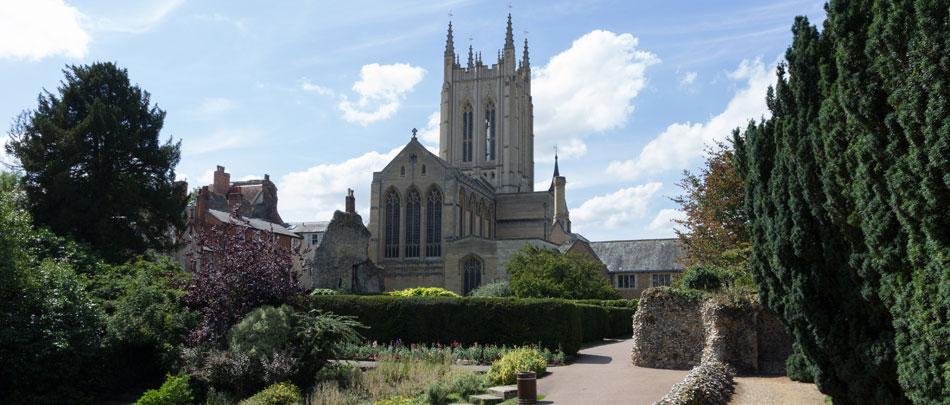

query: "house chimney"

left=195, top=186, right=209, bottom=225
left=227, top=186, right=244, bottom=212
left=346, top=188, right=356, bottom=213
left=553, top=176, right=569, bottom=225
left=213, top=165, right=230, bottom=194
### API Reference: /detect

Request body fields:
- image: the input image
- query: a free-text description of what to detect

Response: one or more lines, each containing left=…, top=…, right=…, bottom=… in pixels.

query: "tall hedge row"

left=308, top=296, right=635, bottom=355
left=735, top=2, right=950, bottom=403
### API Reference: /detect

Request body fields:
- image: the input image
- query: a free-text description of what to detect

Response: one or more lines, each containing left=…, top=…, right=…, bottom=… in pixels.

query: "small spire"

left=468, top=44, right=474, bottom=68
left=445, top=21, right=454, bottom=56
left=553, top=149, right=560, bottom=177
left=412, top=128, right=418, bottom=140
left=505, top=13, right=514, bottom=48
left=523, top=37, right=530, bottom=68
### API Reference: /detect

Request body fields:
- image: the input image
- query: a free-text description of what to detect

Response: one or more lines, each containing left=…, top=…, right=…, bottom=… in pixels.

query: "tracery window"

left=459, top=188, right=466, bottom=237
left=426, top=188, right=442, bottom=257
left=462, top=256, right=483, bottom=295
left=468, top=195, right=476, bottom=237
left=405, top=189, right=421, bottom=258
left=384, top=189, right=400, bottom=258
left=484, top=99, right=496, bottom=161
left=462, top=102, right=473, bottom=162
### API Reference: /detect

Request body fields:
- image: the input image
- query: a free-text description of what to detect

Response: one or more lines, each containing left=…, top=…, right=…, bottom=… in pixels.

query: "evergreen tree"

left=6, top=62, right=186, bottom=263
left=506, top=244, right=621, bottom=300
left=737, top=2, right=950, bottom=403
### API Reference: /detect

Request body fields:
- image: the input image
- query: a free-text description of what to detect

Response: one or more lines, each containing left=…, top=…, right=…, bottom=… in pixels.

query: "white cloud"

left=417, top=112, right=440, bottom=146
left=184, top=127, right=265, bottom=155
left=301, top=79, right=335, bottom=97
left=278, top=147, right=402, bottom=221
left=647, top=208, right=686, bottom=235
left=680, top=71, right=697, bottom=87
left=178, top=168, right=215, bottom=187
left=571, top=182, right=662, bottom=230
left=533, top=30, right=659, bottom=159
left=188, top=97, right=237, bottom=117
left=0, top=0, right=89, bottom=60
left=338, top=63, right=426, bottom=125
left=193, top=13, right=247, bottom=34
left=84, top=0, right=184, bottom=34
left=606, top=58, right=774, bottom=180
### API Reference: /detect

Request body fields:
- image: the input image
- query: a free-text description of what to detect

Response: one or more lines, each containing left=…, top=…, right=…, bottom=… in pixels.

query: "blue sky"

left=0, top=0, right=826, bottom=241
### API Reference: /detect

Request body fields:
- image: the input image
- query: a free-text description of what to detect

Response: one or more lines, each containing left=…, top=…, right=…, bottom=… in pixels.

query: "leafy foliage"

left=672, top=141, right=750, bottom=271
left=734, top=3, right=950, bottom=402
left=0, top=171, right=19, bottom=192
left=243, top=381, right=301, bottom=405
left=0, top=191, right=106, bottom=402
left=678, top=265, right=728, bottom=291
left=228, top=305, right=296, bottom=360
left=386, top=287, right=460, bottom=297
left=487, top=348, right=547, bottom=385
left=507, top=244, right=620, bottom=300
left=181, top=210, right=303, bottom=344
left=467, top=281, right=514, bottom=297
left=293, top=309, right=364, bottom=377
left=6, top=62, right=186, bottom=263
left=134, top=374, right=194, bottom=405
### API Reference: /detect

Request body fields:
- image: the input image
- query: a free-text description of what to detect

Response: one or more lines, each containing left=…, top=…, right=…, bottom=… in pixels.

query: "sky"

left=0, top=0, right=827, bottom=241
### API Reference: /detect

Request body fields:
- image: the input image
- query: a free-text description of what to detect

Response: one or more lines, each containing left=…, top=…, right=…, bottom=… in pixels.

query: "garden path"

left=537, top=338, right=688, bottom=404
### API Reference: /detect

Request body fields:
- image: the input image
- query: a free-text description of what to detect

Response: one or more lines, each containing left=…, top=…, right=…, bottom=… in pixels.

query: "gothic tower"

left=439, top=15, right=534, bottom=193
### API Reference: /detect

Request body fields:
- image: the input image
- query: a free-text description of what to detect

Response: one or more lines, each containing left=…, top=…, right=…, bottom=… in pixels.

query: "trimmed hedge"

left=308, top=296, right=636, bottom=355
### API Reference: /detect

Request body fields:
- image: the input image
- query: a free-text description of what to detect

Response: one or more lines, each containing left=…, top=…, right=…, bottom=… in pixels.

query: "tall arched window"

left=488, top=203, right=495, bottom=238
left=468, top=195, right=476, bottom=237
left=480, top=199, right=488, bottom=237
left=426, top=187, right=442, bottom=257
left=384, top=189, right=400, bottom=258
left=404, top=189, right=421, bottom=258
left=462, top=256, right=483, bottom=295
left=484, top=99, right=496, bottom=161
left=462, top=102, right=473, bottom=162
left=458, top=188, right=466, bottom=237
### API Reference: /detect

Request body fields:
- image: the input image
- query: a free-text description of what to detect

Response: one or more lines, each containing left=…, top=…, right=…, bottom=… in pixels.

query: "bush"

left=228, top=305, right=296, bottom=360
left=450, top=372, right=487, bottom=398
left=310, top=295, right=585, bottom=354
left=134, top=374, right=193, bottom=405
left=487, top=348, right=547, bottom=385
left=423, top=381, right=452, bottom=405
left=786, top=344, right=816, bottom=383
left=468, top=281, right=513, bottom=297
left=572, top=299, right=638, bottom=309
left=243, top=381, right=301, bottom=405
left=387, top=287, right=460, bottom=297
left=310, top=288, right=340, bottom=296
left=679, top=265, right=727, bottom=291
left=507, top=244, right=621, bottom=300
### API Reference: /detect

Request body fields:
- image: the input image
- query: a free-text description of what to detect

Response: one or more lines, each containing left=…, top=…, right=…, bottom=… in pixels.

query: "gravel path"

left=730, top=376, right=826, bottom=405
left=537, top=338, right=688, bottom=404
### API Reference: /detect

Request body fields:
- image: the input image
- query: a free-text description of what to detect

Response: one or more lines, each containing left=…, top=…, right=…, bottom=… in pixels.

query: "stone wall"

left=631, top=288, right=792, bottom=375
left=307, top=210, right=384, bottom=293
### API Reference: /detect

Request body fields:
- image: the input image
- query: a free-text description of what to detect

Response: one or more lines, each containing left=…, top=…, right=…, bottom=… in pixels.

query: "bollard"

left=516, top=371, right=537, bottom=404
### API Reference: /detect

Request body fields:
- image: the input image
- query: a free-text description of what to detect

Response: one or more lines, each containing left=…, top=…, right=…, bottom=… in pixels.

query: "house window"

left=462, top=102, right=473, bottom=162
left=425, top=188, right=442, bottom=257
left=617, top=274, right=636, bottom=289
left=309, top=233, right=324, bottom=246
left=651, top=274, right=672, bottom=287
left=462, top=256, right=482, bottom=295
left=484, top=99, right=496, bottom=161
left=421, top=165, right=427, bottom=176
left=400, top=166, right=406, bottom=176
left=405, top=189, right=421, bottom=258
left=384, top=189, right=400, bottom=258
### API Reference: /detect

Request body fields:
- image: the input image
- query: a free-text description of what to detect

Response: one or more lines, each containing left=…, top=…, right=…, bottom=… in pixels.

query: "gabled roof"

left=588, top=238, right=685, bottom=273
left=206, top=209, right=301, bottom=238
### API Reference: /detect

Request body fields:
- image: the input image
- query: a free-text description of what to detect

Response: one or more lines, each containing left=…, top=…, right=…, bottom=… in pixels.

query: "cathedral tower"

left=439, top=14, right=534, bottom=193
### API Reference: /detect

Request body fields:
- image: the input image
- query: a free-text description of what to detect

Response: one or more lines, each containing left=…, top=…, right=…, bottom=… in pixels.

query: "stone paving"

left=537, top=338, right=688, bottom=404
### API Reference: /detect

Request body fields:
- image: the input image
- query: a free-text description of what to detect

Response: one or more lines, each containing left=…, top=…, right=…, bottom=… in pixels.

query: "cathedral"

left=367, top=15, right=577, bottom=295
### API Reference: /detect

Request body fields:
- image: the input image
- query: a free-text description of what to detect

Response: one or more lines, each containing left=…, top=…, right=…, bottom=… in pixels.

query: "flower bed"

left=338, top=340, right=567, bottom=366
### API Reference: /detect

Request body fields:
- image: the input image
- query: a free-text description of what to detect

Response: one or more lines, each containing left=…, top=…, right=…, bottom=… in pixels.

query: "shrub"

left=507, top=244, right=621, bottom=300
left=487, top=348, right=547, bottom=385
left=293, top=309, right=365, bottom=378
left=244, top=381, right=301, bottom=405
left=423, top=381, right=452, bottom=405
left=450, top=372, right=487, bottom=398
left=679, top=265, right=727, bottom=291
left=228, top=305, right=296, bottom=360
left=310, top=288, right=340, bottom=296
left=786, top=344, right=816, bottom=383
left=468, top=281, right=513, bottom=297
left=134, top=374, right=193, bottom=405
left=387, top=287, right=460, bottom=297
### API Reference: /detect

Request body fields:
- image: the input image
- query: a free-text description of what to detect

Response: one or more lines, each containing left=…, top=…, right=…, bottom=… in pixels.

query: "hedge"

left=308, top=296, right=636, bottom=355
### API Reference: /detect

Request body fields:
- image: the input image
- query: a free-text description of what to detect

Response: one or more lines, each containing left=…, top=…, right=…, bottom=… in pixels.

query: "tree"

left=0, top=171, right=18, bottom=192
left=506, top=244, right=620, bottom=300
left=671, top=141, right=749, bottom=271
left=6, top=62, right=186, bottom=263
left=735, top=3, right=950, bottom=403
left=181, top=209, right=304, bottom=345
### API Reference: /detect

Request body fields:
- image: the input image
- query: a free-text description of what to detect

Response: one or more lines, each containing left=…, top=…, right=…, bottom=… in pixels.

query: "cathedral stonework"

left=367, top=15, right=575, bottom=295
